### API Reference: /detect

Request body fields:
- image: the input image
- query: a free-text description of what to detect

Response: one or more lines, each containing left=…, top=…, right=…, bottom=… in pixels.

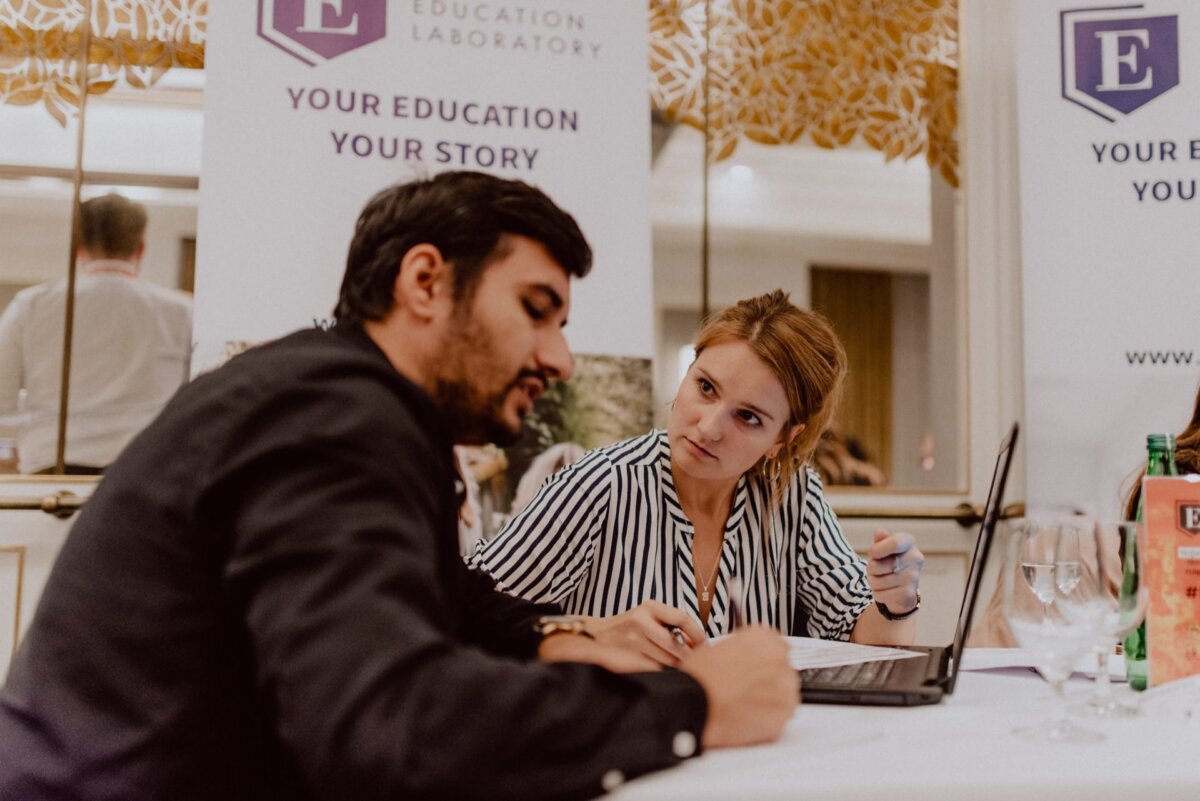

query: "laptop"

left=799, top=422, right=1019, bottom=706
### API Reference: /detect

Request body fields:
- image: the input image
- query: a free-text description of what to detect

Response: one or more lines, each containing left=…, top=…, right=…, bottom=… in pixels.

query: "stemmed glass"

left=1001, top=518, right=1104, bottom=743
left=1072, top=521, right=1149, bottom=718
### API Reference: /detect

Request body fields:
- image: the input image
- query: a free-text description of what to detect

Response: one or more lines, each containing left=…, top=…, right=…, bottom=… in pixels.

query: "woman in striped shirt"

left=471, top=291, right=924, bottom=666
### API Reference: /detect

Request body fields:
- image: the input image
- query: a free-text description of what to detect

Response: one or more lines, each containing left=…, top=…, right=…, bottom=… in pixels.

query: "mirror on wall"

left=0, top=3, right=203, bottom=476
left=648, top=0, right=964, bottom=492
left=0, top=91, right=82, bottom=474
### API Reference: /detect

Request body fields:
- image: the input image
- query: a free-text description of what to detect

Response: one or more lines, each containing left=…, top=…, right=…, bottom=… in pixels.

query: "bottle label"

left=1144, top=476, right=1200, bottom=687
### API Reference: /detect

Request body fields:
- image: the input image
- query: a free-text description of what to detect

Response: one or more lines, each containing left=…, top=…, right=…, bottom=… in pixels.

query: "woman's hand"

left=851, top=529, right=924, bottom=646
left=583, top=600, right=707, bottom=668
left=866, top=529, right=924, bottom=613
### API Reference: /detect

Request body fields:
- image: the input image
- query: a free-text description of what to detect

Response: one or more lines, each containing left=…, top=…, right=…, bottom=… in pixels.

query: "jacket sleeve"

left=469, top=447, right=614, bottom=605
left=456, top=560, right=562, bottom=659
left=212, top=385, right=705, bottom=801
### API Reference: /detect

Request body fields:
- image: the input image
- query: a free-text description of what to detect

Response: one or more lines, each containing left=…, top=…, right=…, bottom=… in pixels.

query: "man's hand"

left=582, top=601, right=707, bottom=668
left=537, top=632, right=662, bottom=673
left=678, top=626, right=798, bottom=748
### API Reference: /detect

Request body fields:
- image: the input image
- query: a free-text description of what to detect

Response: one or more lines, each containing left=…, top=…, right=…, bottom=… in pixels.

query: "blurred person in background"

left=0, top=193, right=192, bottom=474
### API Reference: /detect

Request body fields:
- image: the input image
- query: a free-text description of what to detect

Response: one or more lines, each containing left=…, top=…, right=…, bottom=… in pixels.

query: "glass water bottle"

left=1123, top=433, right=1177, bottom=690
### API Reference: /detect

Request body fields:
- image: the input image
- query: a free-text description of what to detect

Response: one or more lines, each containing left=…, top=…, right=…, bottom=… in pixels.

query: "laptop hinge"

left=925, top=648, right=951, bottom=685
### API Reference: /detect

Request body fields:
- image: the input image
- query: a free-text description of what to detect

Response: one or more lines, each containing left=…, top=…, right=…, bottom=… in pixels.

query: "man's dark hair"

left=80, top=193, right=147, bottom=259
left=334, top=171, right=593, bottom=325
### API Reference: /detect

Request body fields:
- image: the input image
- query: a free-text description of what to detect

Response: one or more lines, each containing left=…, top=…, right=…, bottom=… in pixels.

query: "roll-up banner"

left=195, top=0, right=650, bottom=364
left=194, top=1, right=654, bottom=528
left=1015, top=0, right=1200, bottom=517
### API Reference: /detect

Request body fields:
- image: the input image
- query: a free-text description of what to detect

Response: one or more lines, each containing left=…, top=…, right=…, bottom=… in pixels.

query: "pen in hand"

left=668, top=626, right=689, bottom=648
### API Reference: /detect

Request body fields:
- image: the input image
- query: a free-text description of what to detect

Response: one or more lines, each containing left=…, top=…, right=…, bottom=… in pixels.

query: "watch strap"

left=875, top=591, right=921, bottom=621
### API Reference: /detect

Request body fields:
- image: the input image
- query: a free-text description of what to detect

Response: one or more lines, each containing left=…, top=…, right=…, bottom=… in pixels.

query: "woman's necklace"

left=696, top=549, right=722, bottom=603
left=674, top=469, right=733, bottom=606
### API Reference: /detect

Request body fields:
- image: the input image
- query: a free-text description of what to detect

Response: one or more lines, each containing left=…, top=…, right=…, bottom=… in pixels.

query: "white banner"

left=1016, top=0, right=1200, bottom=517
left=194, top=0, right=651, bottom=370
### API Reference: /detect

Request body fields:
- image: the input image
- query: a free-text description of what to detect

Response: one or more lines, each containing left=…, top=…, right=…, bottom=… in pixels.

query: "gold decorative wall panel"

left=4, top=1, right=956, bottom=185
left=649, top=0, right=959, bottom=186
left=0, top=0, right=206, bottom=125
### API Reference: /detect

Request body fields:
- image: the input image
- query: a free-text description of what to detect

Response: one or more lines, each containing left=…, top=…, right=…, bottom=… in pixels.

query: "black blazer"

left=0, top=325, right=705, bottom=801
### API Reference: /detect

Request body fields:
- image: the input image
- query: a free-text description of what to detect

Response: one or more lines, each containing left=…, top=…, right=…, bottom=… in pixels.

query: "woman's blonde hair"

left=692, top=290, right=847, bottom=502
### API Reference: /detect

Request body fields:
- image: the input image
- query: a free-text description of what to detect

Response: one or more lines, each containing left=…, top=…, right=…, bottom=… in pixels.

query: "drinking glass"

left=1072, top=521, right=1149, bottom=718
left=1002, top=518, right=1104, bottom=743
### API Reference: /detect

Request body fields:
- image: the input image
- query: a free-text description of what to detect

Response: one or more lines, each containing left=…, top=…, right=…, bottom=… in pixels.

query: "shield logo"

left=259, top=0, right=387, bottom=66
left=1060, top=4, right=1179, bottom=122
left=1179, top=503, right=1200, bottom=536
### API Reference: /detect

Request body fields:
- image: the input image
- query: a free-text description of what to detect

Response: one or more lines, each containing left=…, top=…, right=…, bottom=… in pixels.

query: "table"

left=612, top=658, right=1199, bottom=801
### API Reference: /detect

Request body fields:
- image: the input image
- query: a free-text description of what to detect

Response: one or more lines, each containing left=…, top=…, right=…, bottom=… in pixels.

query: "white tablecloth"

left=612, top=657, right=1199, bottom=801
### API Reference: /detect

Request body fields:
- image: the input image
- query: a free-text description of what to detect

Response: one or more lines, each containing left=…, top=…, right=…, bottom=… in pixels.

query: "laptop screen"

left=946, top=422, right=1019, bottom=690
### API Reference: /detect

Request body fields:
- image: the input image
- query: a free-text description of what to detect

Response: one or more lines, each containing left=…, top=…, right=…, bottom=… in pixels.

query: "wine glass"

left=1002, top=518, right=1104, bottom=743
left=1071, top=521, right=1149, bottom=718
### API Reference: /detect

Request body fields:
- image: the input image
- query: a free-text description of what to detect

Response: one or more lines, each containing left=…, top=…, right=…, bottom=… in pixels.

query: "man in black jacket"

left=0, top=171, right=796, bottom=801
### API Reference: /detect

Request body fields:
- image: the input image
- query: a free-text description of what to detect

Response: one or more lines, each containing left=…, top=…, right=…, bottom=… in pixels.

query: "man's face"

left=432, top=235, right=574, bottom=445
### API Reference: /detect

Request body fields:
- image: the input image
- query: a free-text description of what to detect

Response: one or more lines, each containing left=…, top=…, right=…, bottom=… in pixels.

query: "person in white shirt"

left=0, top=193, right=192, bottom=474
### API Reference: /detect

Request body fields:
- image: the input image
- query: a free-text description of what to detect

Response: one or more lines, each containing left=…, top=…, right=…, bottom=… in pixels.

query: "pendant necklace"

left=697, top=551, right=722, bottom=603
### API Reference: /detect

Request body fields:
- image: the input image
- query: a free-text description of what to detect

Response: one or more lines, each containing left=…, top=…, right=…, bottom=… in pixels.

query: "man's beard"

left=433, top=372, right=523, bottom=446
left=430, top=312, right=532, bottom=446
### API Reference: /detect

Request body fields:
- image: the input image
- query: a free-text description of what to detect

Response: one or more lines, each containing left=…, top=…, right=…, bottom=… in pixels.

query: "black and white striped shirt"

left=471, top=430, right=872, bottom=638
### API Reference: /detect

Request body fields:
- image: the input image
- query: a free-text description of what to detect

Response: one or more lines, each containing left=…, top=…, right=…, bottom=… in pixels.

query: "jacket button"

left=672, top=730, right=697, bottom=758
left=601, top=769, right=626, bottom=791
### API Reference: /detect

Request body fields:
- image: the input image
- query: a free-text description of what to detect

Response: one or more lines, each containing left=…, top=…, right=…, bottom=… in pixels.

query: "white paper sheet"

left=783, top=636, right=923, bottom=671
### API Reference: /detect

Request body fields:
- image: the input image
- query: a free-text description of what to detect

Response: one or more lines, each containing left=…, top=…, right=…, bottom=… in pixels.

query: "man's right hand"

left=678, top=626, right=798, bottom=748
left=537, top=631, right=661, bottom=673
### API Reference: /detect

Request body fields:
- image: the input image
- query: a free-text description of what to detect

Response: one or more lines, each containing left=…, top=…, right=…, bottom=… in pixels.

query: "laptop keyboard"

left=804, top=659, right=898, bottom=687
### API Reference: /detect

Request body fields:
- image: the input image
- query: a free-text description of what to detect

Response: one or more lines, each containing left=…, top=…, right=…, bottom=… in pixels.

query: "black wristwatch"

left=876, top=591, right=921, bottom=621
left=533, top=615, right=594, bottom=639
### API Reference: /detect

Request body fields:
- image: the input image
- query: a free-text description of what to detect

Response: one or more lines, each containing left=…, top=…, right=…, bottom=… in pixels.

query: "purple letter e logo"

left=1061, top=4, right=1179, bottom=122
left=259, top=0, right=386, bottom=66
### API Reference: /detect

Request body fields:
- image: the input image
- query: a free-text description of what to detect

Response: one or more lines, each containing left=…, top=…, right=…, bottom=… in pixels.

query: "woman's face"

left=668, top=340, right=796, bottom=483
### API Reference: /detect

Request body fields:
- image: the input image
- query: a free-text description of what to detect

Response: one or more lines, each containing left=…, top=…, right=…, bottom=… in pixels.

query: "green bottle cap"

left=1146, top=433, right=1176, bottom=451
